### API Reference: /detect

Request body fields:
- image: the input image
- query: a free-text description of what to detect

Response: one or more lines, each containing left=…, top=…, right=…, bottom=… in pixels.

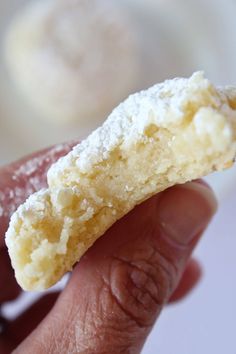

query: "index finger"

left=0, top=142, right=76, bottom=245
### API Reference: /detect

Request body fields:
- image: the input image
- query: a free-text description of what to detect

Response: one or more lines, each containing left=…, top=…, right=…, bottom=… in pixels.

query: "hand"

left=0, top=144, right=217, bottom=353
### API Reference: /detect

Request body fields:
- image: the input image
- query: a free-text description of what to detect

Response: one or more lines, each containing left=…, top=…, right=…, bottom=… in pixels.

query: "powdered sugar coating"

left=5, top=72, right=236, bottom=290
left=48, top=72, right=235, bottom=178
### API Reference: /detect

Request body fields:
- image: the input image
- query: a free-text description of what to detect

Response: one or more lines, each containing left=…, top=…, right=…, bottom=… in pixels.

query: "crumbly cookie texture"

left=4, top=0, right=138, bottom=123
left=5, top=72, right=236, bottom=291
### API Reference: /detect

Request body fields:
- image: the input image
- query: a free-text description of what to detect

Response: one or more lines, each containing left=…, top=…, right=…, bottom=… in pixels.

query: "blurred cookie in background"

left=4, top=0, right=139, bottom=124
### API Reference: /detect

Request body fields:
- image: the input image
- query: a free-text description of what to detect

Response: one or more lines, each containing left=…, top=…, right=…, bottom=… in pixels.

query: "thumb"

left=15, top=181, right=217, bottom=354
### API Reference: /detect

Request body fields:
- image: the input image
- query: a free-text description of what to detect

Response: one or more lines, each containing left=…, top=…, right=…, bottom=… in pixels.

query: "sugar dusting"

left=50, top=72, right=212, bottom=175
left=5, top=72, right=236, bottom=290
left=0, top=143, right=73, bottom=225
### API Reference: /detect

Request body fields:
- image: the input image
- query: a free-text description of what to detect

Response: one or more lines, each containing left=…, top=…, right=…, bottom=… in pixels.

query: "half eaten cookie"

left=6, top=72, right=236, bottom=290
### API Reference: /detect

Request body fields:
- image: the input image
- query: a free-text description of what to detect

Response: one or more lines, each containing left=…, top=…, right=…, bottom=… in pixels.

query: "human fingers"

left=168, top=258, right=202, bottom=303
left=0, top=143, right=75, bottom=306
left=0, top=248, right=20, bottom=304
left=14, top=181, right=217, bottom=354
left=0, top=141, right=75, bottom=242
left=0, top=259, right=201, bottom=350
left=0, top=293, right=59, bottom=354
left=0, top=259, right=201, bottom=353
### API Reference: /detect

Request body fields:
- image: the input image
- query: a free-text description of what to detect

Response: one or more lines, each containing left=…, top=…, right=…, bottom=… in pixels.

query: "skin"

left=0, top=144, right=217, bottom=354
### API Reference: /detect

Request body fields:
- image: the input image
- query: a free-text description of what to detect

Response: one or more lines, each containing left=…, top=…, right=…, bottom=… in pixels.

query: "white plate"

left=0, top=0, right=236, bottom=199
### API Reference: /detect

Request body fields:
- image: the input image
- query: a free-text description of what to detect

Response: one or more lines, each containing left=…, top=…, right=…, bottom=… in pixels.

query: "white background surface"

left=0, top=1, right=236, bottom=353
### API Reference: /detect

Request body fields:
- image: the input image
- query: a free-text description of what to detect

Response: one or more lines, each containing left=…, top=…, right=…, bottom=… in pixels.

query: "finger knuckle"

left=106, top=246, right=176, bottom=329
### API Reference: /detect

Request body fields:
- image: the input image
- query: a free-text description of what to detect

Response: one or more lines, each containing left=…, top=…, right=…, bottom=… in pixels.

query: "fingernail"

left=156, top=182, right=218, bottom=245
left=192, top=178, right=214, bottom=191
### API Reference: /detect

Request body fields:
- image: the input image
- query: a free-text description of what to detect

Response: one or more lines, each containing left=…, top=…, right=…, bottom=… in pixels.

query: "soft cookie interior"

left=6, top=72, right=236, bottom=290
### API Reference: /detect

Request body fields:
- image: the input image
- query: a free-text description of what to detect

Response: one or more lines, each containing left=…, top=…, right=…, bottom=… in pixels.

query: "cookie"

left=6, top=72, right=236, bottom=290
left=4, top=0, right=138, bottom=123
